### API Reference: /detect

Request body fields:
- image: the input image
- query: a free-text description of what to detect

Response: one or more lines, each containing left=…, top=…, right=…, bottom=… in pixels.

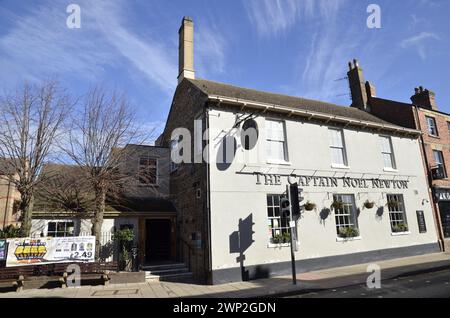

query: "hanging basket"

left=330, top=200, right=344, bottom=211
left=363, top=200, right=375, bottom=209
left=304, top=201, right=316, bottom=211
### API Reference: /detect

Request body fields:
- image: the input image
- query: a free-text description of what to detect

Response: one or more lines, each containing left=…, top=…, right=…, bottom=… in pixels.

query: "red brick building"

left=347, top=60, right=450, bottom=251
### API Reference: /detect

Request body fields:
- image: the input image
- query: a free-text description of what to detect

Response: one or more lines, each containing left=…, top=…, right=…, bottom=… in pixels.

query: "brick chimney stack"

left=410, top=86, right=438, bottom=111
left=178, top=16, right=195, bottom=84
left=347, top=59, right=374, bottom=112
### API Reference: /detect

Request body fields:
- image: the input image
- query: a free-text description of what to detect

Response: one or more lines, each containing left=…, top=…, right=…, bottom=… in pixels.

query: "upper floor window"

left=328, top=128, right=348, bottom=167
left=447, top=121, right=450, bottom=133
left=380, top=136, right=396, bottom=170
left=138, top=157, right=158, bottom=186
left=433, top=150, right=447, bottom=178
left=426, top=116, right=438, bottom=136
left=266, top=120, right=287, bottom=163
left=47, top=221, right=74, bottom=237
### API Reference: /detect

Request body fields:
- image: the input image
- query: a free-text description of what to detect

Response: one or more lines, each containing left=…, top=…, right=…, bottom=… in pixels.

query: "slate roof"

left=188, top=78, right=399, bottom=126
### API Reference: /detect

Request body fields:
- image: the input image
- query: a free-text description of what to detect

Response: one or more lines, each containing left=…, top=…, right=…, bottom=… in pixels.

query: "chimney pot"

left=353, top=59, right=359, bottom=68
left=348, top=62, right=353, bottom=71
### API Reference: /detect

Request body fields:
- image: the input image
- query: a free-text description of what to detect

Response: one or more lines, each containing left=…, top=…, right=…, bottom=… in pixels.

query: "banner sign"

left=6, top=236, right=95, bottom=267
left=0, top=240, right=7, bottom=261
left=255, top=173, right=409, bottom=189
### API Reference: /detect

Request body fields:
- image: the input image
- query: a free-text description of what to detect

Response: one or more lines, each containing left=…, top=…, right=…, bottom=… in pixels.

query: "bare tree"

left=34, top=164, right=94, bottom=214
left=0, top=82, right=70, bottom=236
left=62, top=87, right=148, bottom=258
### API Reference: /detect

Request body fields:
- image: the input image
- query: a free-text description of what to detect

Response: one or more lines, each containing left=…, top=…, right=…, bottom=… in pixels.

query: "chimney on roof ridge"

left=411, top=86, right=437, bottom=111
left=178, top=16, right=195, bottom=84
left=347, top=59, right=374, bottom=112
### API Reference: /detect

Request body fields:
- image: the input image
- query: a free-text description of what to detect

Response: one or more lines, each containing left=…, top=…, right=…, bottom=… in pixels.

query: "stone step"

left=146, top=271, right=194, bottom=283
left=141, top=263, right=186, bottom=272
left=145, top=267, right=189, bottom=276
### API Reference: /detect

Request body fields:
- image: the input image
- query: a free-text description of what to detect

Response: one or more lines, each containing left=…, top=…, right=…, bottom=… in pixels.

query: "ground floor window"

left=333, top=194, right=359, bottom=238
left=267, top=194, right=290, bottom=244
left=47, top=221, right=75, bottom=237
left=387, top=194, right=408, bottom=233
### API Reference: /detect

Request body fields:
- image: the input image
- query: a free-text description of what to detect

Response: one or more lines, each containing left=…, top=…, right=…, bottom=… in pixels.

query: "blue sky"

left=0, top=0, right=449, bottom=137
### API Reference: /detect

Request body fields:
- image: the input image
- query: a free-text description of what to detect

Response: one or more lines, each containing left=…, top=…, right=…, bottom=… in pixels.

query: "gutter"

left=208, top=95, right=421, bottom=137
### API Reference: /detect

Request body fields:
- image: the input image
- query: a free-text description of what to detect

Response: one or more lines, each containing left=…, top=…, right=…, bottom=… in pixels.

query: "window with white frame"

left=333, top=194, right=358, bottom=237
left=380, top=136, right=396, bottom=169
left=47, top=221, right=75, bottom=237
left=426, top=116, right=438, bottom=136
left=386, top=194, right=408, bottom=233
left=433, top=150, right=447, bottom=178
left=138, top=157, right=158, bottom=186
left=267, top=194, right=290, bottom=244
left=329, top=128, right=348, bottom=166
left=266, top=120, right=287, bottom=163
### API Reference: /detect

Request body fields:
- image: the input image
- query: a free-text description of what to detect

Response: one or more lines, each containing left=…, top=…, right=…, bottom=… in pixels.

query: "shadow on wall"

left=229, top=214, right=269, bottom=281
left=216, top=135, right=237, bottom=171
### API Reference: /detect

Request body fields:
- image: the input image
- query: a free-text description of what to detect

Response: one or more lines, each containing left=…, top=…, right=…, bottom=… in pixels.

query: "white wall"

left=207, top=108, right=439, bottom=271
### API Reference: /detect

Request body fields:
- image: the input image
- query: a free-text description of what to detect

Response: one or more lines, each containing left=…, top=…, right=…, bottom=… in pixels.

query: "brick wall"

left=0, top=175, right=21, bottom=229
left=369, top=97, right=416, bottom=129
left=159, top=79, right=211, bottom=283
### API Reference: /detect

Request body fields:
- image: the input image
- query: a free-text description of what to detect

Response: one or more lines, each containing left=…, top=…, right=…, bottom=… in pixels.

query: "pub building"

left=155, top=17, right=440, bottom=284
left=26, top=17, right=442, bottom=285
left=345, top=60, right=450, bottom=251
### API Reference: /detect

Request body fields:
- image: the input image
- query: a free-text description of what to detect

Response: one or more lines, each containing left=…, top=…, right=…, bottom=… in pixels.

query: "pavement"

left=1, top=252, right=449, bottom=298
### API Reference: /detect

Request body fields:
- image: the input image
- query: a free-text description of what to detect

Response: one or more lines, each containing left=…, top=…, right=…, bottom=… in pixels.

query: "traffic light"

left=280, top=196, right=291, bottom=218
left=289, top=183, right=304, bottom=220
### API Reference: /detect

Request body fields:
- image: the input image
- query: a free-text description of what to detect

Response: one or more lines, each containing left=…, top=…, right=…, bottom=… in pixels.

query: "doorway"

left=145, top=219, right=172, bottom=263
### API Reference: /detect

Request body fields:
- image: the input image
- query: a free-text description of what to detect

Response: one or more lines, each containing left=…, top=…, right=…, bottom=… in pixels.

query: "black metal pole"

left=290, top=226, right=296, bottom=285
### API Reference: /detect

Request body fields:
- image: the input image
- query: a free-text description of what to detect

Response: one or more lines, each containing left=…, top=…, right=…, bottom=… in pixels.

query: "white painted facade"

left=207, top=107, right=439, bottom=274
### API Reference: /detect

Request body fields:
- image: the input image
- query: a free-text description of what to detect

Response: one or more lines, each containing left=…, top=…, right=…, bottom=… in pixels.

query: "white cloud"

left=244, top=0, right=346, bottom=36
left=0, top=0, right=178, bottom=94
left=400, top=32, right=440, bottom=59
left=197, top=22, right=227, bottom=76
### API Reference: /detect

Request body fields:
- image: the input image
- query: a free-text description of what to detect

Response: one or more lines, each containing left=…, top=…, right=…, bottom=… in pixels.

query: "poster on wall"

left=0, top=239, right=7, bottom=261
left=5, top=236, right=95, bottom=267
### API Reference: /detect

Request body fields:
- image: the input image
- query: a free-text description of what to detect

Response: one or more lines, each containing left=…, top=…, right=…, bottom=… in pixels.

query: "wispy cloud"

left=88, top=1, right=177, bottom=94
left=0, top=0, right=177, bottom=94
left=244, top=0, right=345, bottom=36
left=400, top=32, right=440, bottom=59
left=197, top=22, right=227, bottom=76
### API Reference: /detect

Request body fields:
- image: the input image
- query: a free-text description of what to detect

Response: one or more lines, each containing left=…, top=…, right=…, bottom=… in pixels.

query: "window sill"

left=267, top=160, right=292, bottom=166
left=267, top=243, right=290, bottom=248
left=336, top=236, right=362, bottom=242
left=391, top=231, right=411, bottom=236
left=331, top=164, right=350, bottom=170
left=383, top=168, right=398, bottom=173
left=428, top=134, right=440, bottom=139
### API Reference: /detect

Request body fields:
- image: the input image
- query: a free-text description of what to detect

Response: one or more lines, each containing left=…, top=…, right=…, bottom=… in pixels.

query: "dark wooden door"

left=146, top=219, right=171, bottom=262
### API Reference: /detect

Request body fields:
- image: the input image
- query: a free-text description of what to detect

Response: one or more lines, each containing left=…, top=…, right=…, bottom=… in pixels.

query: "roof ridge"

left=189, top=77, right=348, bottom=109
